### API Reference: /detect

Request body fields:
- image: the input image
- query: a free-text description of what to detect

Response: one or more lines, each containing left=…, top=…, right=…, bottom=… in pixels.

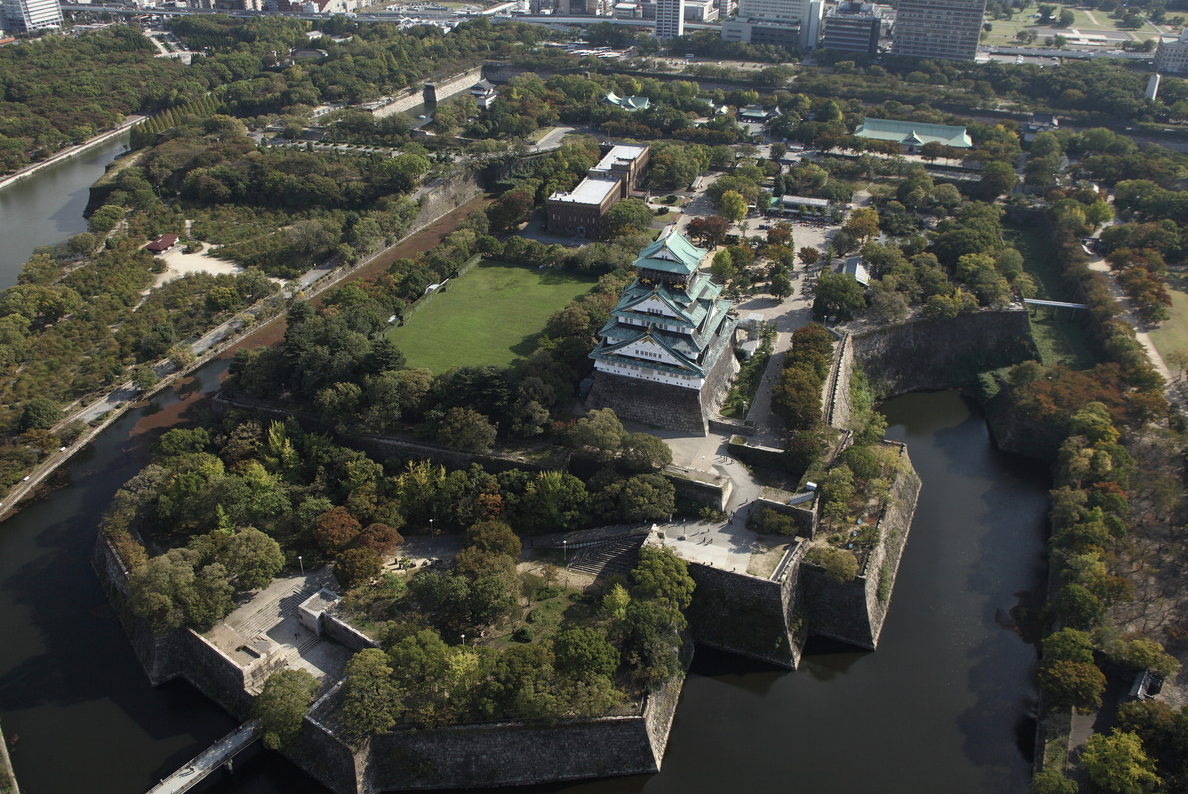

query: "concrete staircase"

left=568, top=537, right=645, bottom=578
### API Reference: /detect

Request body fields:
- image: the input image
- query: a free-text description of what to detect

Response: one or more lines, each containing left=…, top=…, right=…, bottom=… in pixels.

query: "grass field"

left=1146, top=271, right=1188, bottom=371
left=1005, top=222, right=1102, bottom=370
left=980, top=3, right=1165, bottom=46
left=387, top=259, right=596, bottom=372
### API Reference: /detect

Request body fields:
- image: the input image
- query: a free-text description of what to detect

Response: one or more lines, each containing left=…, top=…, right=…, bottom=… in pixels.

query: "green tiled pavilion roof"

left=633, top=230, right=706, bottom=275
left=853, top=117, right=972, bottom=149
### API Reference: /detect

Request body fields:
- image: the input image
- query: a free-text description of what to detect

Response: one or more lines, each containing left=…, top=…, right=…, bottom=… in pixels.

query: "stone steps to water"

left=568, top=537, right=644, bottom=578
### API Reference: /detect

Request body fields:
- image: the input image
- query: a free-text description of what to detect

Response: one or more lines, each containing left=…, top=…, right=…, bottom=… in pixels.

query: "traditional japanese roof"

left=853, top=117, right=972, bottom=149
left=632, top=230, right=706, bottom=276
left=146, top=234, right=179, bottom=252
left=603, top=91, right=651, bottom=111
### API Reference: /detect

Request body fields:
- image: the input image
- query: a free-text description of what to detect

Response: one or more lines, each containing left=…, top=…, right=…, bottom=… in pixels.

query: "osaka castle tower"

left=587, top=229, right=739, bottom=435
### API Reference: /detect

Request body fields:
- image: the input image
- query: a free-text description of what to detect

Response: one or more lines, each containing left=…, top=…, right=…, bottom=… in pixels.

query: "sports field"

left=387, top=259, right=597, bottom=372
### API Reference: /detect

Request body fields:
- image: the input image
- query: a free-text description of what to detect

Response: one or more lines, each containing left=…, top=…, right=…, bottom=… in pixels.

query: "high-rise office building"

left=821, top=1, right=881, bottom=55
left=1, top=0, right=62, bottom=31
left=891, top=0, right=986, bottom=61
left=655, top=0, right=684, bottom=38
left=736, top=0, right=802, bottom=21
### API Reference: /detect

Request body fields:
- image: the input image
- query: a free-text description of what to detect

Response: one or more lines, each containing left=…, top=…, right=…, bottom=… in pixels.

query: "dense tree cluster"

left=771, top=324, right=834, bottom=431
left=333, top=544, right=693, bottom=741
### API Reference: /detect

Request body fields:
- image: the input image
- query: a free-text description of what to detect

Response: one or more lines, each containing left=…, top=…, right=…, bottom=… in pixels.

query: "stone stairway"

left=568, top=537, right=645, bottom=578
left=232, top=579, right=324, bottom=639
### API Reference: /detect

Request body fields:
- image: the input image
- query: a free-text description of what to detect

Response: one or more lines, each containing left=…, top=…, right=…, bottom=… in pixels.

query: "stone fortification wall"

left=752, top=496, right=817, bottom=538
left=322, top=611, right=380, bottom=653
left=685, top=541, right=806, bottom=669
left=800, top=443, right=921, bottom=649
left=850, top=306, right=1037, bottom=396
left=825, top=333, right=855, bottom=429
left=587, top=335, right=740, bottom=436
left=408, top=168, right=484, bottom=236
left=424, top=65, right=485, bottom=104
left=663, top=465, right=731, bottom=511
left=289, top=683, right=363, bottom=794
left=370, top=88, right=425, bottom=118
left=92, top=534, right=259, bottom=719
left=587, top=372, right=709, bottom=435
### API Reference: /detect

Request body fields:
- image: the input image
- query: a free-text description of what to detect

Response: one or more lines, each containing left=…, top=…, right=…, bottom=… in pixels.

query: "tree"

left=437, top=407, right=497, bottom=451
left=553, top=627, right=619, bottom=682
left=771, top=271, right=793, bottom=299
left=340, top=649, right=404, bottom=743
left=224, top=528, right=284, bottom=590
left=631, top=545, right=695, bottom=613
left=565, top=408, right=627, bottom=459
left=1058, top=8, right=1075, bottom=26
left=812, top=271, right=866, bottom=320
left=843, top=207, right=880, bottom=240
left=1035, top=659, right=1106, bottom=710
left=719, top=190, right=747, bottom=222
left=979, top=161, right=1018, bottom=200
left=463, top=520, right=521, bottom=559
left=1080, top=729, right=1161, bottom=794
left=806, top=546, right=859, bottom=582
left=253, top=669, right=319, bottom=751
left=314, top=506, right=361, bottom=553
left=19, top=397, right=62, bottom=431
left=603, top=582, right=630, bottom=619
left=133, top=365, right=159, bottom=392
left=601, top=199, right=654, bottom=238
left=686, top=215, right=730, bottom=248
left=336, top=548, right=383, bottom=590
left=619, top=432, right=673, bottom=472
left=1030, top=767, right=1078, bottom=794
left=1042, top=628, right=1095, bottom=664
left=798, top=246, right=820, bottom=266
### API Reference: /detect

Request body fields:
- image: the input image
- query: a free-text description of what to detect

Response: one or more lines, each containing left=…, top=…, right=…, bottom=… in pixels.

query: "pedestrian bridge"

left=1023, top=298, right=1090, bottom=310
left=147, top=719, right=259, bottom=794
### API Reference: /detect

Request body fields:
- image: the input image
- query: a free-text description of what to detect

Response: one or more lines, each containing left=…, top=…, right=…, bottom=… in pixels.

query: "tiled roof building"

left=587, top=230, right=739, bottom=434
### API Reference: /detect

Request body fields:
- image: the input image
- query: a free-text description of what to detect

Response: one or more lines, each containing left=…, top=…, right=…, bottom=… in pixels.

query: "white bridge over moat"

left=147, top=720, right=259, bottom=794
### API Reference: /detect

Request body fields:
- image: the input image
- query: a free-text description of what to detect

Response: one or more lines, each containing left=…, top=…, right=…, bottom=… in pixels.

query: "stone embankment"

left=0, top=115, right=146, bottom=192
left=850, top=305, right=1037, bottom=397
left=0, top=715, right=19, bottom=794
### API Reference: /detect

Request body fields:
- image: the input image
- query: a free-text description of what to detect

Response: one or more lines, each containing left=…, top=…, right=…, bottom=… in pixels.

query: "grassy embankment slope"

left=1005, top=222, right=1102, bottom=370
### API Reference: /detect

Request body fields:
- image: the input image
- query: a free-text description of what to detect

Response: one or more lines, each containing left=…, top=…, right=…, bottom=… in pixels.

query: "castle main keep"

left=587, top=229, right=739, bottom=434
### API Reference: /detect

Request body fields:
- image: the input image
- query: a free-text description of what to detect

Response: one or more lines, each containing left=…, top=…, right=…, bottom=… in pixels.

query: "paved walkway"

left=147, top=720, right=258, bottom=794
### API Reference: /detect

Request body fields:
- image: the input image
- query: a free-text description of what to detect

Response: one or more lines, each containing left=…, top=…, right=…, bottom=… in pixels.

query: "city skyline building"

left=891, top=0, right=986, bottom=61
left=1, top=0, right=62, bottom=31
left=654, top=0, right=684, bottom=38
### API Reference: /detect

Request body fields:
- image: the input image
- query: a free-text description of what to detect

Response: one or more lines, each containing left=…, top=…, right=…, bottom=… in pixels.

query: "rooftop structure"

left=603, top=91, right=651, bottom=111
left=853, top=117, right=972, bottom=151
left=655, top=0, right=685, bottom=38
left=820, top=1, right=881, bottom=55
left=146, top=234, right=179, bottom=253
left=720, top=15, right=801, bottom=48
left=891, top=0, right=986, bottom=61
left=1156, top=28, right=1188, bottom=74
left=1, top=0, right=62, bottom=31
left=587, top=229, right=740, bottom=434
left=546, top=143, right=650, bottom=236
left=470, top=79, right=498, bottom=108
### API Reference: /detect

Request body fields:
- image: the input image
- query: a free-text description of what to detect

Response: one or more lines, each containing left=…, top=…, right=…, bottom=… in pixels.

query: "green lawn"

left=1004, top=222, right=1101, bottom=370
left=1146, top=272, right=1188, bottom=371
left=387, top=259, right=596, bottom=372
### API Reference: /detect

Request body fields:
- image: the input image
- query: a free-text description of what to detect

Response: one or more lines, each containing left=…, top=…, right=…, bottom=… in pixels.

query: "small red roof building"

left=146, top=234, right=179, bottom=253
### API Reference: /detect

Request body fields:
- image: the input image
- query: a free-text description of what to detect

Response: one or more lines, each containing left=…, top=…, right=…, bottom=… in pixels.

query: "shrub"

left=748, top=507, right=798, bottom=536
left=514, top=624, right=535, bottom=643
left=805, top=546, right=859, bottom=582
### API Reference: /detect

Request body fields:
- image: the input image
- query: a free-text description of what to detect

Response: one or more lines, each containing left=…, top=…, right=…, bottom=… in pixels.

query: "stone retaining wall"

left=685, top=540, right=806, bottom=669
left=424, top=65, right=485, bottom=105
left=663, top=465, right=731, bottom=511
left=850, top=306, right=1037, bottom=396
left=800, top=443, right=921, bottom=650
left=751, top=496, right=817, bottom=539
left=322, top=611, right=381, bottom=653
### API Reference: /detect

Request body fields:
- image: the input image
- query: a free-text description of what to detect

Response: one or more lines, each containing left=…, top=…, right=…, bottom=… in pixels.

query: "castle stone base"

left=588, top=346, right=739, bottom=435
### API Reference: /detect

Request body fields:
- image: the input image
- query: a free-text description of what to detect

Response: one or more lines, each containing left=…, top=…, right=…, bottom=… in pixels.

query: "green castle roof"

left=853, top=117, right=972, bottom=149
left=633, top=230, right=706, bottom=275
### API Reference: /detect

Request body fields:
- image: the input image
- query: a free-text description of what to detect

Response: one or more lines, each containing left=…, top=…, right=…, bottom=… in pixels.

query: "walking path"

left=146, top=720, right=258, bottom=794
left=1085, top=252, right=1177, bottom=389
left=0, top=716, right=19, bottom=794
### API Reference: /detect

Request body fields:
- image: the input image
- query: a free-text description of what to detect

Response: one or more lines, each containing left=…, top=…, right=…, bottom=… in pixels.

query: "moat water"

left=0, top=384, right=1050, bottom=793
left=0, top=131, right=131, bottom=286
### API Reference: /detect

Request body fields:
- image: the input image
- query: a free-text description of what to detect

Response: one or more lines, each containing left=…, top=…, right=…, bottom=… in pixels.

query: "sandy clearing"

left=149, top=242, right=242, bottom=289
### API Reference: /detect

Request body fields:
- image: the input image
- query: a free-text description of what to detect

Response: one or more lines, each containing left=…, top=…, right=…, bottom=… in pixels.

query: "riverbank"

left=0, top=176, right=488, bottom=522
left=0, top=718, right=18, bottom=794
left=0, top=116, right=147, bottom=193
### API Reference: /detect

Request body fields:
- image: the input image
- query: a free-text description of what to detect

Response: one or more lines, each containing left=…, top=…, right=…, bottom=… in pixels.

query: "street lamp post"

left=298, top=555, right=304, bottom=575
left=461, top=633, right=465, bottom=647
left=562, top=540, right=567, bottom=564
left=429, top=518, right=434, bottom=537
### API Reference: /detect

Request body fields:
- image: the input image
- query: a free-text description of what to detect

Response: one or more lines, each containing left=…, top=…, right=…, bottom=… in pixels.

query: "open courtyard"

left=387, top=258, right=596, bottom=372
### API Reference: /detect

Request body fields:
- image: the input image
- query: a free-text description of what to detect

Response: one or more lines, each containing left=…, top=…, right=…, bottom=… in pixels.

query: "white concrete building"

left=655, top=0, right=684, bottom=38
left=1, top=0, right=62, bottom=31
left=1155, top=29, right=1188, bottom=74
left=891, top=0, right=986, bottom=61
